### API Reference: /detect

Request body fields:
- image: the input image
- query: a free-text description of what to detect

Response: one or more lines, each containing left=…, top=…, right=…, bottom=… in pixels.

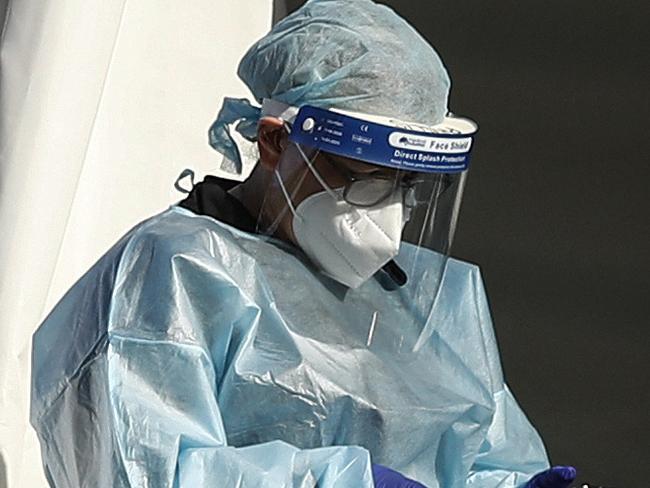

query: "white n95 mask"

left=291, top=187, right=406, bottom=289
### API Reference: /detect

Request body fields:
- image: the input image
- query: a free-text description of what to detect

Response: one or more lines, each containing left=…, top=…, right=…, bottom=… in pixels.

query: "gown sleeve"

left=30, top=215, right=373, bottom=488
left=463, top=268, right=550, bottom=487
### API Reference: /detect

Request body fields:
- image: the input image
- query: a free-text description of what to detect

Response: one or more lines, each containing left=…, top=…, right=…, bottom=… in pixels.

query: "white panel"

left=0, top=1, right=272, bottom=486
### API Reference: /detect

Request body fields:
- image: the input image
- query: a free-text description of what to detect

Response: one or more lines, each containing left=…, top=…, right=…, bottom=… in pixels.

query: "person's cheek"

left=272, top=155, right=346, bottom=245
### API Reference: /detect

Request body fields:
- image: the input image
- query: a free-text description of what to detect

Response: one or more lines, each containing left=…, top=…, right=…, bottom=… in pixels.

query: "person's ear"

left=257, top=116, right=287, bottom=170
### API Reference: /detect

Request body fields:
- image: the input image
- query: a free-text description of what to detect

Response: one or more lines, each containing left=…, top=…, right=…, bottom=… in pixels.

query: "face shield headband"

left=277, top=102, right=478, bottom=174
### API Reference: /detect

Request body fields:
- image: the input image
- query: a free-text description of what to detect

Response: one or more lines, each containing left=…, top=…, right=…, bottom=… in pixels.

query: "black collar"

left=178, top=175, right=257, bottom=233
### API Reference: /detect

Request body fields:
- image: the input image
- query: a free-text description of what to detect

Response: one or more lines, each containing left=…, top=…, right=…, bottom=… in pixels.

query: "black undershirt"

left=178, top=175, right=257, bottom=233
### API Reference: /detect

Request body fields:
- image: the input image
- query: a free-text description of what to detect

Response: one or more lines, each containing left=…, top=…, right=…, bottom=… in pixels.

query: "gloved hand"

left=372, top=464, right=427, bottom=488
left=524, top=466, right=577, bottom=488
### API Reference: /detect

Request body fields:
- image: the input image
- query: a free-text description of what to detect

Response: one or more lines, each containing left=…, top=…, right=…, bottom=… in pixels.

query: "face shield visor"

left=255, top=102, right=478, bottom=352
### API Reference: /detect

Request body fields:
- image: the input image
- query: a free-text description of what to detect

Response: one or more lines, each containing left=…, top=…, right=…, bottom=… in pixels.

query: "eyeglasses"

left=317, top=152, right=451, bottom=207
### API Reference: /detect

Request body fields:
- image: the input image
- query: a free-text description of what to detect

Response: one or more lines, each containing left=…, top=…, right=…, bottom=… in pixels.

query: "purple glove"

left=525, top=466, right=577, bottom=488
left=372, top=464, right=427, bottom=488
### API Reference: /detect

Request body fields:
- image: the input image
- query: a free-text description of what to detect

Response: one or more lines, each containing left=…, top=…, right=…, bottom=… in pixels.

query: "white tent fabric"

left=0, top=1, right=272, bottom=486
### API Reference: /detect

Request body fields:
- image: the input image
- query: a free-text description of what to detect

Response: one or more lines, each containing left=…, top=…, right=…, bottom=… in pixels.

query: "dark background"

left=276, top=1, right=650, bottom=486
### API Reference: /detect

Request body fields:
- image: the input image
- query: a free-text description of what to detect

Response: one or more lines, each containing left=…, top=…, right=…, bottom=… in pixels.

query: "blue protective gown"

left=31, top=206, right=549, bottom=487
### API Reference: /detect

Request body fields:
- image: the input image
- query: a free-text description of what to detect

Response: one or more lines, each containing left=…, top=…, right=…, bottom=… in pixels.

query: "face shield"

left=255, top=102, right=478, bottom=352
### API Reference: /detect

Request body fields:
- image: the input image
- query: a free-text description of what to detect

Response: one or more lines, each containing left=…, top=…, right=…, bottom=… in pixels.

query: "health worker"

left=31, top=1, right=576, bottom=487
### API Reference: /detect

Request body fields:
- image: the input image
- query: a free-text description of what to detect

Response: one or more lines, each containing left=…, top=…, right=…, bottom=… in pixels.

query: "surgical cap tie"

left=208, top=97, right=262, bottom=176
